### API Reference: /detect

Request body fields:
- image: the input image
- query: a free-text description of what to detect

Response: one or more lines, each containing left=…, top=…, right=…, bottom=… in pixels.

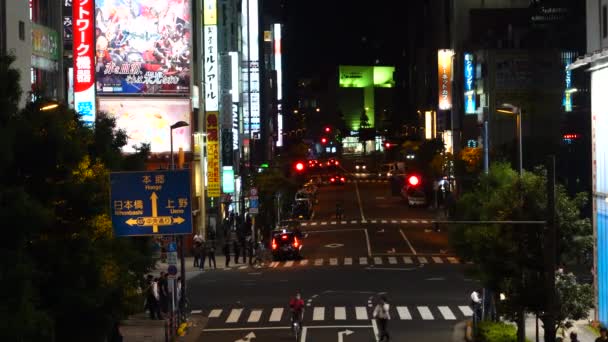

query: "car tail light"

left=271, top=238, right=277, bottom=250
left=330, top=178, right=335, bottom=182
left=341, top=177, right=345, bottom=182
left=335, top=161, right=339, bottom=165
left=293, top=237, right=300, bottom=248
left=281, top=234, right=288, bottom=240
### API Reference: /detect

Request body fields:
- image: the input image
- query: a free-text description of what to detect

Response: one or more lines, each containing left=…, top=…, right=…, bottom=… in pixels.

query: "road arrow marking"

left=338, top=329, right=354, bottom=342
left=324, top=243, right=344, bottom=248
left=234, top=331, right=256, bottom=342
left=150, top=192, right=159, bottom=233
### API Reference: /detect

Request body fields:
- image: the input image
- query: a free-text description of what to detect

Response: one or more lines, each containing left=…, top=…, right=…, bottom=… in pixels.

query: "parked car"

left=270, top=229, right=303, bottom=260
left=401, top=186, right=427, bottom=207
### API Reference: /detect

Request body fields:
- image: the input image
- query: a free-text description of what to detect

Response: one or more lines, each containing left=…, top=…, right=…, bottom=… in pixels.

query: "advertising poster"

left=206, top=111, right=221, bottom=197
left=438, top=49, right=453, bottom=110
left=73, top=0, right=96, bottom=125
left=464, top=53, right=476, bottom=114
left=94, top=0, right=191, bottom=95
left=98, top=98, right=191, bottom=153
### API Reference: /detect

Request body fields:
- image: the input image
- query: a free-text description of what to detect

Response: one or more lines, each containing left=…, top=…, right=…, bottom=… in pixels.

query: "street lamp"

left=169, top=120, right=189, bottom=325
left=497, top=103, right=522, bottom=177
left=40, top=103, right=59, bottom=111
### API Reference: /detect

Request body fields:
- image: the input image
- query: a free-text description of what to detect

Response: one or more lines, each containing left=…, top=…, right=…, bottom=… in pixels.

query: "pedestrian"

left=569, top=331, right=579, bottom=342
left=207, top=238, right=217, bottom=269
left=158, top=272, right=169, bottom=315
left=192, top=234, right=202, bottom=267
left=247, top=237, right=255, bottom=265
left=239, top=235, right=247, bottom=263
left=470, top=288, right=482, bottom=320
left=233, top=238, right=240, bottom=264
left=596, top=327, right=608, bottom=342
left=144, top=275, right=159, bottom=319
left=223, top=241, right=231, bottom=267
left=199, top=239, right=207, bottom=270
left=373, top=295, right=390, bottom=342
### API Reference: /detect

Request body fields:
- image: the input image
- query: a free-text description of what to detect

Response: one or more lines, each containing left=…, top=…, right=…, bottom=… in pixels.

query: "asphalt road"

left=189, top=172, right=474, bottom=342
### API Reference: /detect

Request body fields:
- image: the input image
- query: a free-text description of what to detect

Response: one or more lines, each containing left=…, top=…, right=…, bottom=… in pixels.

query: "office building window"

left=604, top=5, right=608, bottom=38
left=19, top=21, right=25, bottom=41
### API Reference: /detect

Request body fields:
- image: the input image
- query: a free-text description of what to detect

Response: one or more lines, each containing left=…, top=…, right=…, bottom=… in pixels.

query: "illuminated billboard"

left=274, top=23, right=283, bottom=147
left=206, top=111, right=221, bottom=197
left=98, top=98, right=191, bottom=153
left=464, top=53, right=476, bottom=114
left=73, top=0, right=96, bottom=125
left=94, top=0, right=191, bottom=95
left=438, top=49, right=454, bottom=110
left=339, top=66, right=395, bottom=88
left=242, top=0, right=260, bottom=134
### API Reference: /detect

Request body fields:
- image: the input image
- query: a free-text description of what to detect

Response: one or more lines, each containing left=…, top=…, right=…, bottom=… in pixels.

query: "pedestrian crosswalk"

left=256, top=255, right=463, bottom=268
left=300, top=218, right=431, bottom=226
left=202, top=304, right=473, bottom=325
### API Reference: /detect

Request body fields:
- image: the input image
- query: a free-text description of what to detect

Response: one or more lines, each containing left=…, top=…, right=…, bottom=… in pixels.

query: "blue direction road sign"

left=110, top=170, right=193, bottom=236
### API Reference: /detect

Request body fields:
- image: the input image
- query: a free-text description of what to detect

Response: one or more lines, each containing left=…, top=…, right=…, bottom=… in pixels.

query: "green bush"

left=476, top=321, right=518, bottom=342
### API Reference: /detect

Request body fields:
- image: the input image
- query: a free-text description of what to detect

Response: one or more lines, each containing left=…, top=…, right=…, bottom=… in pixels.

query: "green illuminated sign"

left=222, top=166, right=234, bottom=193
left=260, top=163, right=269, bottom=168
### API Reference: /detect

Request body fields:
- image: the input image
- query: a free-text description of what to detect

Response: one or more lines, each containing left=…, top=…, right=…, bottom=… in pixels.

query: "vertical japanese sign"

left=241, top=0, right=260, bottom=135
left=73, top=0, right=96, bottom=125
left=274, top=23, right=283, bottom=147
left=204, top=25, right=219, bottom=111
left=206, top=111, right=221, bottom=197
left=438, top=49, right=453, bottom=111
left=464, top=53, right=476, bottom=114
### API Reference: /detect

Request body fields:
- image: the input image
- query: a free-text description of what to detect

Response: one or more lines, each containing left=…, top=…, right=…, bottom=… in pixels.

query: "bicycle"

left=291, top=311, right=303, bottom=341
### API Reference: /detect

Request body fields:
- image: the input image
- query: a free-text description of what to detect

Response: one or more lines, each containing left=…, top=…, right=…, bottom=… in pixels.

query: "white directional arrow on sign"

left=338, top=329, right=354, bottom=342
left=235, top=331, right=256, bottom=342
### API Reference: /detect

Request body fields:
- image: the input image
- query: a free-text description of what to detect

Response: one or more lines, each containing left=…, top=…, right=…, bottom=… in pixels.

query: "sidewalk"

left=452, top=311, right=599, bottom=342
left=152, top=256, right=259, bottom=281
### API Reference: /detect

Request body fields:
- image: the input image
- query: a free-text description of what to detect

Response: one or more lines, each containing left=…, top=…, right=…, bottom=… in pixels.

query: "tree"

left=449, top=163, right=593, bottom=341
left=0, top=56, right=155, bottom=341
left=554, top=271, right=593, bottom=338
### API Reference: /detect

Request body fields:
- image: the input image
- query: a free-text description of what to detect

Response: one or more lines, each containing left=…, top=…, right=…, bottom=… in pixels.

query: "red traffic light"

left=385, top=142, right=392, bottom=148
left=321, top=137, right=328, bottom=144
left=408, top=175, right=420, bottom=186
left=295, top=162, right=305, bottom=172
left=324, top=126, right=331, bottom=133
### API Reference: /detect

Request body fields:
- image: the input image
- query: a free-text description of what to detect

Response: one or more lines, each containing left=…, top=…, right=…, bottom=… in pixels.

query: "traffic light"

left=321, top=137, right=328, bottom=144
left=294, top=161, right=305, bottom=172
left=385, top=142, right=392, bottom=149
left=324, top=126, right=331, bottom=133
left=407, top=175, right=420, bottom=186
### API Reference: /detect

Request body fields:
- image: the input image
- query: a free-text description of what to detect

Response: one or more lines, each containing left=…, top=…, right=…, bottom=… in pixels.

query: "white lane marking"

left=191, top=309, right=203, bottom=314
left=354, top=180, right=366, bottom=221
left=321, top=221, right=327, bottom=225
left=374, top=257, right=383, bottom=264
left=364, top=229, right=372, bottom=257
left=421, top=220, right=429, bottom=224
left=314, top=258, right=323, bottom=266
left=284, top=261, right=294, bottom=267
left=301, top=222, right=308, bottom=226
left=351, top=220, right=358, bottom=224
left=359, top=257, right=368, bottom=265
left=330, top=258, right=338, bottom=265
left=313, top=307, right=325, bottom=321
left=300, top=259, right=309, bottom=266
left=418, top=257, right=428, bottom=264
left=381, top=220, right=387, bottom=223
left=341, top=220, right=347, bottom=224
left=411, top=220, right=419, bottom=224
left=355, top=306, right=368, bottom=320
left=269, top=308, right=284, bottom=322
left=371, top=220, right=377, bottom=223
left=226, top=308, right=243, bottom=323
left=372, top=319, right=379, bottom=341
left=270, top=262, right=279, bottom=268
left=209, top=309, right=222, bottom=318
left=335, top=307, right=346, bottom=320
left=391, top=220, right=397, bottom=223
left=417, top=306, right=434, bottom=320
left=331, top=221, right=337, bottom=225
left=344, top=257, right=353, bottom=265
left=438, top=306, right=456, bottom=320
left=403, top=257, right=413, bottom=264
left=400, top=228, right=418, bottom=255
left=459, top=306, right=474, bottom=317
left=401, top=220, right=407, bottom=223
left=447, top=257, right=459, bottom=264
left=239, top=265, right=248, bottom=269
left=388, top=257, right=397, bottom=264
left=247, top=309, right=263, bottom=322
left=311, top=222, right=318, bottom=226
left=432, top=257, right=443, bottom=264
left=396, top=306, right=412, bottom=320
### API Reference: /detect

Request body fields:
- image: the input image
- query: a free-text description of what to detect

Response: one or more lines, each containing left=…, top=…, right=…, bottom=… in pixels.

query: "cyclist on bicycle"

left=289, top=290, right=305, bottom=327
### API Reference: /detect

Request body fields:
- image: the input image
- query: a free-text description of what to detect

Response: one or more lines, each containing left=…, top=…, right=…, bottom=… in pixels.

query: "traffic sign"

left=250, top=187, right=258, bottom=197
left=167, top=242, right=177, bottom=253
left=249, top=197, right=259, bottom=214
left=167, top=265, right=178, bottom=276
left=110, top=170, right=193, bottom=236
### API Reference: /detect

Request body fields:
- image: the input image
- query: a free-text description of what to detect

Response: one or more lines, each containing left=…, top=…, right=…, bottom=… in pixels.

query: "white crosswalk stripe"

left=355, top=306, right=368, bottom=320
left=381, top=220, right=387, bottom=223
left=247, top=309, right=262, bottom=322
left=313, top=307, right=325, bottom=321
left=418, top=257, right=428, bottom=264
left=350, top=220, right=357, bottom=224
left=438, top=306, right=456, bottom=320
left=269, top=308, right=283, bottom=322
left=223, top=256, right=465, bottom=269
left=459, top=306, right=473, bottom=317
left=388, top=257, right=397, bottom=264
left=226, top=309, right=243, bottom=323
left=341, top=220, right=347, bottom=224
left=300, top=259, right=308, bottom=266
left=321, top=221, right=327, bottom=225
left=421, top=220, right=429, bottom=224
left=209, top=309, right=222, bottom=318
left=432, top=257, right=443, bottom=264
left=417, top=306, right=434, bottom=320
left=359, top=257, right=368, bottom=265
left=311, top=222, right=317, bottom=226
left=330, top=258, right=338, bottom=265
left=331, top=221, right=337, bottom=225
left=335, top=307, right=346, bottom=320
left=374, top=257, right=383, bottom=264
left=314, top=258, right=323, bottom=266
left=403, top=257, right=413, bottom=264
left=401, top=220, right=407, bottom=223
left=396, top=306, right=412, bottom=320
left=344, top=257, right=353, bottom=265
left=284, top=261, right=294, bottom=267
left=391, top=220, right=397, bottom=223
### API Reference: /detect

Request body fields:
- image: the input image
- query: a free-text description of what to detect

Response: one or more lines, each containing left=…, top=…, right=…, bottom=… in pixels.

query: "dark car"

left=292, top=201, right=311, bottom=219
left=329, top=174, right=346, bottom=185
left=271, top=230, right=303, bottom=260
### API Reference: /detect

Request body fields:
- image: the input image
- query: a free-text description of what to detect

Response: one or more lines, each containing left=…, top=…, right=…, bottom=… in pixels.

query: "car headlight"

left=356, top=165, right=360, bottom=169
left=362, top=165, right=366, bottom=169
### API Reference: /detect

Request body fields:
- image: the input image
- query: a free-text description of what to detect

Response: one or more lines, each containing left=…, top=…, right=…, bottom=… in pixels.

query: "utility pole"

left=544, top=156, right=557, bottom=341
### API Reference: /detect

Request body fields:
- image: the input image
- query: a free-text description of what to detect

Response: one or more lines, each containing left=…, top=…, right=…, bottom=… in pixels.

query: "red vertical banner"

left=73, top=0, right=96, bottom=124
